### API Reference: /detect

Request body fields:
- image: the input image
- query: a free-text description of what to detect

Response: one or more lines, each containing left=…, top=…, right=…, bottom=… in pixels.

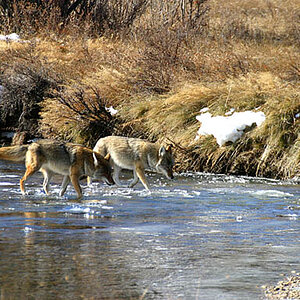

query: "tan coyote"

left=92, top=136, right=174, bottom=190
left=0, top=139, right=114, bottom=199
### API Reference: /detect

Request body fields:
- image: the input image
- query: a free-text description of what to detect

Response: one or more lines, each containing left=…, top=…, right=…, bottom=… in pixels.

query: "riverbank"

left=0, top=0, right=299, bottom=179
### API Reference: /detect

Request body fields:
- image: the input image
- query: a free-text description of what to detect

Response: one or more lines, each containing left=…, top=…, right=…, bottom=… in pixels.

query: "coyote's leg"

left=70, top=174, right=83, bottom=199
left=59, top=176, right=70, bottom=196
left=20, top=165, right=40, bottom=195
left=128, top=170, right=139, bottom=188
left=112, top=164, right=124, bottom=187
left=134, top=161, right=150, bottom=191
left=41, top=169, right=53, bottom=195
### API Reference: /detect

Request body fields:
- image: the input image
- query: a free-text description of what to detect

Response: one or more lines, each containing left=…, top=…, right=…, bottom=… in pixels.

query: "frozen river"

left=0, top=161, right=299, bottom=299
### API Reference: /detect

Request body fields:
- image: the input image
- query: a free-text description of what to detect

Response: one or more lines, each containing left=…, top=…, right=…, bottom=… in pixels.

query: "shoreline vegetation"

left=0, top=0, right=299, bottom=180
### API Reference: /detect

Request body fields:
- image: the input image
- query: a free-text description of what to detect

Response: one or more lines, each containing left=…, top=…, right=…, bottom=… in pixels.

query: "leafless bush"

left=130, top=30, right=184, bottom=93
left=0, top=1, right=61, bottom=35
left=129, top=0, right=210, bottom=93
left=142, top=0, right=209, bottom=33
left=0, top=0, right=148, bottom=37
left=0, top=55, right=61, bottom=139
left=40, top=87, right=117, bottom=146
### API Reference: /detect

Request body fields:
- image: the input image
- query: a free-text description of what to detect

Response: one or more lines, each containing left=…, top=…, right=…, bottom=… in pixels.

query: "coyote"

left=92, top=136, right=174, bottom=190
left=0, top=139, right=114, bottom=199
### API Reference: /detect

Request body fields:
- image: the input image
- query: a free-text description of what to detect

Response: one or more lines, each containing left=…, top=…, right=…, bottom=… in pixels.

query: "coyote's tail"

left=0, top=145, right=29, bottom=163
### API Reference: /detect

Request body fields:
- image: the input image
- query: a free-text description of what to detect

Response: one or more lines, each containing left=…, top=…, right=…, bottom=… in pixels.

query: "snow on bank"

left=195, top=109, right=266, bottom=146
left=105, top=106, right=118, bottom=115
left=0, top=33, right=21, bottom=41
left=0, top=33, right=30, bottom=43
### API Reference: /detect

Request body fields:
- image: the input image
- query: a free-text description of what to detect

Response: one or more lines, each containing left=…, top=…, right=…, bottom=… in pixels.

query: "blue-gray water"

left=0, top=160, right=299, bottom=299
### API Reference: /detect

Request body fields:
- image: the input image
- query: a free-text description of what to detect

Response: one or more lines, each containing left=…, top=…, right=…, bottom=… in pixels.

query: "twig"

left=166, top=137, right=190, bottom=154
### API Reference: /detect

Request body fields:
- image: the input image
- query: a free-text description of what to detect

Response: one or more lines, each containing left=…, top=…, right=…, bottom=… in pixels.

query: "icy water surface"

left=0, top=161, right=299, bottom=299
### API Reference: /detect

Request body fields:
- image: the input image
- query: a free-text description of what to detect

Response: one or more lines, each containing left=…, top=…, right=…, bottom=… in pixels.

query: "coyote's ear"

left=93, top=152, right=98, bottom=167
left=159, top=146, right=166, bottom=157
left=104, top=153, right=111, bottom=161
left=166, top=144, right=173, bottom=152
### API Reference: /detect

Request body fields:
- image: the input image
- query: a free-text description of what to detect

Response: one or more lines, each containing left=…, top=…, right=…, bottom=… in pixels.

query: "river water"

left=0, top=160, right=299, bottom=299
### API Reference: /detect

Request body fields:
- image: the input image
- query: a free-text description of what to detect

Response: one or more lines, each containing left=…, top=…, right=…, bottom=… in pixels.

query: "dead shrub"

left=0, top=52, right=61, bottom=140
left=130, top=29, right=186, bottom=93
left=40, top=86, right=117, bottom=147
left=0, top=0, right=148, bottom=37
left=128, top=0, right=210, bottom=93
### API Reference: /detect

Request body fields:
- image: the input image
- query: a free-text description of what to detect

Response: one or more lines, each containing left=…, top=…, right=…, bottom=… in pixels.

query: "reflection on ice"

left=23, top=226, right=33, bottom=233
left=251, top=190, right=294, bottom=198
left=62, top=205, right=95, bottom=214
left=59, top=200, right=114, bottom=216
left=0, top=182, right=15, bottom=186
left=0, top=174, right=20, bottom=178
left=276, top=213, right=298, bottom=221
left=103, top=188, right=133, bottom=198
left=179, top=172, right=288, bottom=185
left=236, top=216, right=243, bottom=222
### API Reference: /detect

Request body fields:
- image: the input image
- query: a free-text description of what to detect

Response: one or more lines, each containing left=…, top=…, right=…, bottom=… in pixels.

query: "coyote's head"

left=93, top=152, right=114, bottom=185
left=156, top=145, right=174, bottom=180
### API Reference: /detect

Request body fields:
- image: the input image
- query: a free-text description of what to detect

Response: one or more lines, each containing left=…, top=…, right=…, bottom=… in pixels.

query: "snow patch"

left=0, top=33, right=21, bottom=41
left=225, top=108, right=235, bottom=116
left=105, top=106, right=118, bottom=115
left=200, top=107, right=209, bottom=113
left=195, top=110, right=266, bottom=146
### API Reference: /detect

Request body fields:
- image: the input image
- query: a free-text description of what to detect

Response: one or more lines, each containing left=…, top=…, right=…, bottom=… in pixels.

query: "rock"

left=264, top=275, right=300, bottom=299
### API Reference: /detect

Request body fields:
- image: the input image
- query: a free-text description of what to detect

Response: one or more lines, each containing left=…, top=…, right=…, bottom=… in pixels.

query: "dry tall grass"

left=0, top=0, right=299, bottom=178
